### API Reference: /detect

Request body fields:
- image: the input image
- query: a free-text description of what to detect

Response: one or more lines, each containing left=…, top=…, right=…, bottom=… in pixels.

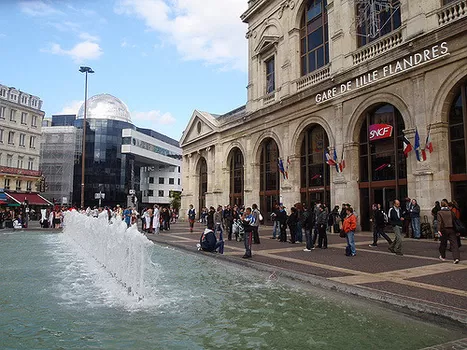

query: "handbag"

left=452, top=213, right=466, bottom=235
left=339, top=229, right=346, bottom=238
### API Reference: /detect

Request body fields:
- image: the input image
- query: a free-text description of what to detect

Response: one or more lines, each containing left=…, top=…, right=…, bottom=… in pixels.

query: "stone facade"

left=180, top=0, right=467, bottom=227
left=0, top=83, right=44, bottom=193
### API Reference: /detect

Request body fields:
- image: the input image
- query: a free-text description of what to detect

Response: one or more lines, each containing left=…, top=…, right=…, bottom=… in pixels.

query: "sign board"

left=62, top=197, right=68, bottom=204
left=369, top=124, right=393, bottom=141
left=94, top=193, right=105, bottom=199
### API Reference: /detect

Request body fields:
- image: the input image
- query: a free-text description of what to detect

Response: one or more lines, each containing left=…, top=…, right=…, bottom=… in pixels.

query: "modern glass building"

left=42, top=93, right=181, bottom=209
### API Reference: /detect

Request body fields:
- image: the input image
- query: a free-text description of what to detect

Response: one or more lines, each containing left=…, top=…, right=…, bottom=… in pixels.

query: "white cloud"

left=132, top=110, right=176, bottom=126
left=0, top=34, right=6, bottom=38
left=42, top=41, right=103, bottom=63
left=115, top=0, right=248, bottom=70
left=47, top=21, right=80, bottom=32
left=19, top=0, right=62, bottom=17
left=58, top=100, right=83, bottom=115
left=79, top=32, right=100, bottom=42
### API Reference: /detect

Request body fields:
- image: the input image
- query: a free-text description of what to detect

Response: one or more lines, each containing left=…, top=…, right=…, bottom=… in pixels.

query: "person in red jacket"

left=342, top=207, right=357, bottom=256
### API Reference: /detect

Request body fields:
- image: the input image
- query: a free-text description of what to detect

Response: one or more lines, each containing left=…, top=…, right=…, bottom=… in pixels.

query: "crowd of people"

left=189, top=197, right=463, bottom=264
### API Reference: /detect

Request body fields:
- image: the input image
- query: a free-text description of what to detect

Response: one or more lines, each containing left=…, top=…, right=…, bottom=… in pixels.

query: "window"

left=300, top=0, right=329, bottom=76
left=178, top=166, right=181, bottom=173
left=19, top=134, right=26, bottom=147
left=17, top=156, right=24, bottom=169
left=449, top=82, right=467, bottom=175
left=357, top=0, right=401, bottom=47
left=0, top=89, right=6, bottom=97
left=178, top=178, right=181, bottom=185
left=26, top=181, right=32, bottom=191
left=148, top=189, right=154, bottom=196
left=6, top=154, right=12, bottom=167
left=265, top=56, right=275, bottom=94
left=28, top=158, right=34, bottom=170
left=0, top=106, right=5, bottom=119
left=149, top=177, right=154, bottom=184
left=21, top=112, right=27, bottom=124
left=31, top=115, right=37, bottom=127
left=16, top=180, right=21, bottom=191
left=169, top=178, right=175, bottom=185
left=158, top=190, right=164, bottom=197
left=159, top=177, right=164, bottom=184
left=4, top=178, right=10, bottom=190
left=29, top=136, right=36, bottom=148
left=10, top=109, right=16, bottom=122
left=8, top=131, right=14, bottom=145
left=0, top=129, right=3, bottom=143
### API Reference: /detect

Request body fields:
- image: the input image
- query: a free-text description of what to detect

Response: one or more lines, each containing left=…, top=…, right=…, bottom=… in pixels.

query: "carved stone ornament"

left=278, top=0, right=295, bottom=19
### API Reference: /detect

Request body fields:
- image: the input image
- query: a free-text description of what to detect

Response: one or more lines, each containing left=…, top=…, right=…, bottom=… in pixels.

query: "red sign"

left=369, top=124, right=393, bottom=141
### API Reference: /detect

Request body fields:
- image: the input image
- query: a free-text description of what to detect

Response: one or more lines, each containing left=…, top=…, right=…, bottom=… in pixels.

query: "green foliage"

left=170, top=191, right=181, bottom=212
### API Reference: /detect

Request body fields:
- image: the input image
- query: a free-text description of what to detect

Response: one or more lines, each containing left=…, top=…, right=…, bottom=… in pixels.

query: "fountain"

left=62, top=211, right=153, bottom=300
left=0, top=213, right=465, bottom=349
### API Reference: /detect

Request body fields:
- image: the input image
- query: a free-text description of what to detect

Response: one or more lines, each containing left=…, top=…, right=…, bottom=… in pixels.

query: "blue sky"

left=0, top=0, right=248, bottom=141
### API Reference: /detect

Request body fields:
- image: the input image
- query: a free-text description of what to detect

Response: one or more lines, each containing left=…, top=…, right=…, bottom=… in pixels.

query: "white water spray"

left=62, top=211, right=153, bottom=300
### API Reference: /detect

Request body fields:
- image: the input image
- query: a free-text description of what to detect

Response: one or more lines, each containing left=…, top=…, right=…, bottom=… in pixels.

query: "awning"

left=5, top=192, right=53, bottom=206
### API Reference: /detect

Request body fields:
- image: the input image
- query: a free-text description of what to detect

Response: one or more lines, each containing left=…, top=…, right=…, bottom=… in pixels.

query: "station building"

left=180, top=0, right=467, bottom=228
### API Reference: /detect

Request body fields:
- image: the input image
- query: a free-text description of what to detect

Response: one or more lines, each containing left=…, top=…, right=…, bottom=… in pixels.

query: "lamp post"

left=79, top=66, right=94, bottom=209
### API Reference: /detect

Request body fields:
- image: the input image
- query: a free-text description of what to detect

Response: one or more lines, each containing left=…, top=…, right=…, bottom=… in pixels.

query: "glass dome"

left=77, top=93, right=132, bottom=123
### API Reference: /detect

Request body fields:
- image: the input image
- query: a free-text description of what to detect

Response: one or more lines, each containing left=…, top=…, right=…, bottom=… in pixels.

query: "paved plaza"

left=145, top=222, right=467, bottom=328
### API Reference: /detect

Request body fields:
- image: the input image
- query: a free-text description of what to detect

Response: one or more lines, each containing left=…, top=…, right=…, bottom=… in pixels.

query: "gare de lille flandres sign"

left=315, top=42, right=449, bottom=104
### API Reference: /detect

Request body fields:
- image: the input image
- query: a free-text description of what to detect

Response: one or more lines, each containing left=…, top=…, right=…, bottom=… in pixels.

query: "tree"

left=170, top=191, right=181, bottom=213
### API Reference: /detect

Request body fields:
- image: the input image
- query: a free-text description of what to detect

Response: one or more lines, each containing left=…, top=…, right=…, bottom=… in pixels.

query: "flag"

left=414, top=128, right=423, bottom=162
left=403, top=133, right=412, bottom=157
left=339, top=148, right=346, bottom=172
left=333, top=148, right=340, bottom=173
left=285, top=156, right=290, bottom=179
left=425, top=128, right=433, bottom=153
left=325, top=149, right=336, bottom=166
left=278, top=158, right=286, bottom=179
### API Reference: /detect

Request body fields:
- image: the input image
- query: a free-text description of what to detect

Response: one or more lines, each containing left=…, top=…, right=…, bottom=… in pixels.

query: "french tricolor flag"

left=403, top=133, right=412, bottom=157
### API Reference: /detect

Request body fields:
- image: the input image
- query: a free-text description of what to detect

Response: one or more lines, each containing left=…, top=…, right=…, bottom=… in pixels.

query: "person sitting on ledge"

left=198, top=228, right=224, bottom=253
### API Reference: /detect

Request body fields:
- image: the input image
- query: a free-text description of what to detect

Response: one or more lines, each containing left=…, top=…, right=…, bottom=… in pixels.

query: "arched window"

left=259, top=138, right=280, bottom=222
left=300, top=0, right=329, bottom=76
left=449, top=81, right=467, bottom=222
left=358, top=103, right=407, bottom=230
left=300, top=125, right=330, bottom=205
left=356, top=0, right=401, bottom=47
left=229, top=148, right=244, bottom=206
left=199, top=157, right=207, bottom=211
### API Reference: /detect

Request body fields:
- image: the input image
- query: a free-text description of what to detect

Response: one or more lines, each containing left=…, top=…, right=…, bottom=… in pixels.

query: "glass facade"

left=449, top=81, right=467, bottom=226
left=358, top=103, right=407, bottom=230
left=259, top=138, right=280, bottom=222
left=300, top=125, right=330, bottom=206
left=300, top=0, right=329, bottom=76
left=73, top=118, right=137, bottom=208
left=229, top=148, right=244, bottom=206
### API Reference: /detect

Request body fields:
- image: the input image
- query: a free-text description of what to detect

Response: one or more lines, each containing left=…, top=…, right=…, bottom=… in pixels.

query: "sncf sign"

left=369, top=124, right=393, bottom=141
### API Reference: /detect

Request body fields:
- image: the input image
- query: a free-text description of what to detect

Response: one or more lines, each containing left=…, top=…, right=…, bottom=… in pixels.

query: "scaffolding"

left=40, top=126, right=80, bottom=205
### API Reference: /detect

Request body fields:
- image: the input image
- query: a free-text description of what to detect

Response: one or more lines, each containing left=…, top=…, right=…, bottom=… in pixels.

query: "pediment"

left=180, top=110, right=219, bottom=147
left=254, top=35, right=279, bottom=55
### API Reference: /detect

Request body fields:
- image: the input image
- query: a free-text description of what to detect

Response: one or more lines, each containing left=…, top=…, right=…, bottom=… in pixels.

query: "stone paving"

left=145, top=222, right=467, bottom=328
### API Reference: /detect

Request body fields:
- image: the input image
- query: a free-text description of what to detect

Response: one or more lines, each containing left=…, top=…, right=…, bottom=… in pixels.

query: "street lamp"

left=79, top=66, right=94, bottom=209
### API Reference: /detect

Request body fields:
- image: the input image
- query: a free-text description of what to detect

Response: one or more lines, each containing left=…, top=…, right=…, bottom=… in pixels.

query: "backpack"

left=258, top=211, right=264, bottom=225
left=382, top=210, right=389, bottom=224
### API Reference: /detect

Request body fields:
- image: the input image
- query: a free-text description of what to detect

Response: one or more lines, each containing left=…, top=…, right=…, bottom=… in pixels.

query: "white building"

left=121, top=128, right=182, bottom=206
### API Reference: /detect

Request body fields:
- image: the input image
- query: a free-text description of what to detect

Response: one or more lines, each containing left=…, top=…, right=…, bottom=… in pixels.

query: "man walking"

left=369, top=203, right=392, bottom=247
left=251, top=204, right=261, bottom=244
left=388, top=199, right=404, bottom=256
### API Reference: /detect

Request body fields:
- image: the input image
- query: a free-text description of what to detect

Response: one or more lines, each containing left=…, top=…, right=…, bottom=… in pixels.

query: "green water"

left=0, top=230, right=464, bottom=349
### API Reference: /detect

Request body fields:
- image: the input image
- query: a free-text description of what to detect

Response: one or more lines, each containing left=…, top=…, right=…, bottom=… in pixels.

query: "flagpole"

left=394, top=120, right=400, bottom=201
